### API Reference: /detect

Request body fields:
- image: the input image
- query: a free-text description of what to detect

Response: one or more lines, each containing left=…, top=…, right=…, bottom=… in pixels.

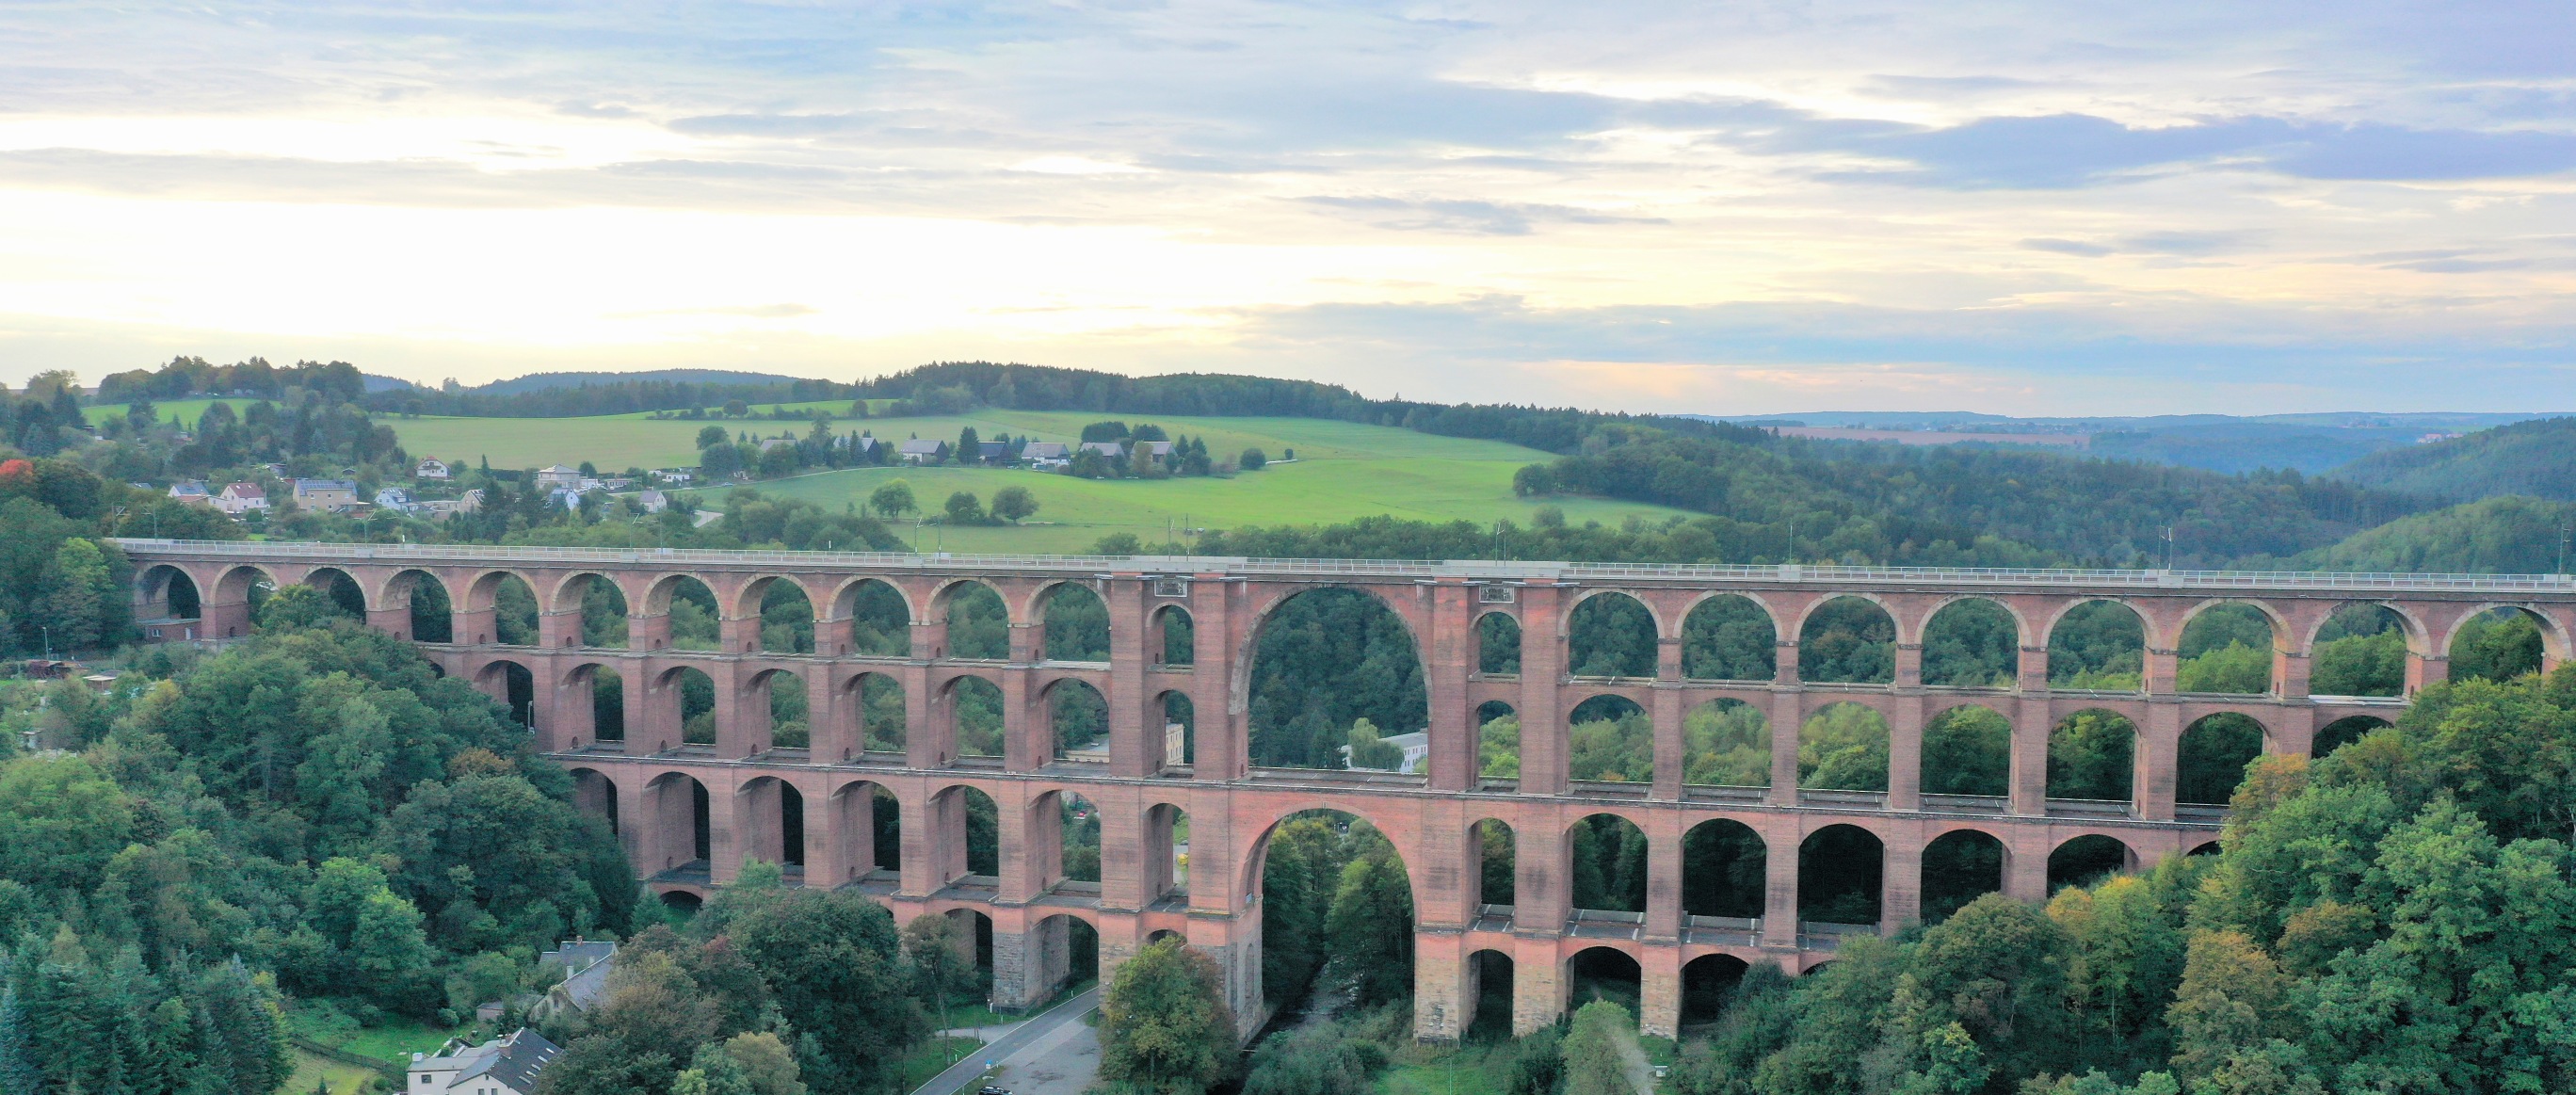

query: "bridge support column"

left=1880, top=816, right=1923, bottom=933
left=1639, top=945, right=1682, bottom=1040
left=1426, top=582, right=1475, bottom=793
left=549, top=666, right=593, bottom=752
left=1189, top=574, right=1237, bottom=781
left=2009, top=696, right=2049, bottom=815
left=1518, top=584, right=1566, bottom=796
left=205, top=596, right=253, bottom=638
left=1887, top=694, right=1923, bottom=813
left=1106, top=579, right=1151, bottom=778
left=1413, top=930, right=1468, bottom=1043
left=2003, top=829, right=2048, bottom=903
left=2137, top=702, right=2180, bottom=821
left=1510, top=934, right=1564, bottom=1036
left=1761, top=819, right=1799, bottom=950
left=1768, top=691, right=1802, bottom=807
left=990, top=910, right=1072, bottom=1012
left=366, top=606, right=411, bottom=640
left=1189, top=909, right=1264, bottom=1039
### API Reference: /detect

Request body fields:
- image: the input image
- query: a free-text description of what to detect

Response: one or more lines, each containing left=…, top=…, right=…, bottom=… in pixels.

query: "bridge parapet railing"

left=111, top=539, right=2576, bottom=594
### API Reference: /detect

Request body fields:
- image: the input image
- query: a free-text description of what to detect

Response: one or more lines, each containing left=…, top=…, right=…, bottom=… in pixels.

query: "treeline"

left=92, top=356, right=369, bottom=405
left=1519, top=434, right=2433, bottom=568
left=0, top=458, right=238, bottom=656
left=2329, top=415, right=2576, bottom=502
left=364, top=377, right=861, bottom=419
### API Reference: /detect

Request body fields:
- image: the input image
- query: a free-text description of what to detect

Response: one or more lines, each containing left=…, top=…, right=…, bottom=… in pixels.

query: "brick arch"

left=2437, top=602, right=2573, bottom=662
left=929, top=576, right=1013, bottom=622
left=461, top=567, right=541, bottom=613
left=1227, top=582, right=1431, bottom=716
left=2037, top=596, right=2152, bottom=654
left=1559, top=588, right=1667, bottom=638
left=1910, top=593, right=2028, bottom=648
left=1680, top=589, right=1784, bottom=638
left=731, top=572, right=827, bottom=621
left=827, top=574, right=917, bottom=623
left=638, top=572, right=720, bottom=615
left=2298, top=598, right=2433, bottom=656
left=370, top=567, right=446, bottom=613
left=2178, top=597, right=2294, bottom=651
left=1234, top=799, right=1423, bottom=910
left=1562, top=806, right=1656, bottom=840
left=1020, top=576, right=1106, bottom=630
left=1791, top=591, right=1897, bottom=637
left=545, top=570, right=625, bottom=613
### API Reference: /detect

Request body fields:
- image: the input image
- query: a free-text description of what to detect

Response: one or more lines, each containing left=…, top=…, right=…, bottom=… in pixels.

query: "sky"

left=0, top=1, right=2571, bottom=415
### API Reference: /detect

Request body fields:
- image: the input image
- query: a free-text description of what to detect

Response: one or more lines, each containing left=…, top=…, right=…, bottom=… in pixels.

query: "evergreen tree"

left=0, top=987, right=39, bottom=1095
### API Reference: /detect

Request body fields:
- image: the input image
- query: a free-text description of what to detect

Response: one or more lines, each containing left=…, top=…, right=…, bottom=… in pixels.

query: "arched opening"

left=1251, top=810, right=1414, bottom=1008
left=838, top=578, right=911, bottom=657
left=660, top=891, right=703, bottom=916
left=756, top=578, right=815, bottom=654
left=1920, top=829, right=2004, bottom=924
left=2179, top=713, right=2264, bottom=805
left=1476, top=611, right=1521, bottom=675
left=930, top=785, right=999, bottom=882
left=2047, top=600, right=2145, bottom=691
left=2179, top=602, right=2278, bottom=695
left=307, top=567, right=366, bottom=619
left=1024, top=913, right=1100, bottom=1003
left=756, top=668, right=810, bottom=749
left=1682, top=699, right=1770, bottom=788
left=1798, top=701, right=1889, bottom=792
left=571, top=768, right=619, bottom=835
left=1569, top=813, right=1649, bottom=913
left=913, top=909, right=993, bottom=1023
left=829, top=781, right=899, bottom=879
left=1799, top=597, right=1893, bottom=684
left=399, top=571, right=452, bottom=643
left=137, top=565, right=203, bottom=626
left=2450, top=606, right=2550, bottom=684
left=481, top=660, right=535, bottom=726
left=660, top=667, right=716, bottom=749
left=1921, top=705, right=2010, bottom=797
left=1569, top=592, right=1657, bottom=678
left=1681, top=818, right=1763, bottom=920
left=2048, top=709, right=2135, bottom=803
left=2188, top=841, right=2222, bottom=858
left=1155, top=691, right=1195, bottom=770
left=1567, top=947, right=1642, bottom=1022
left=2310, top=603, right=2408, bottom=697
left=946, top=676, right=1004, bottom=759
left=855, top=672, right=906, bottom=755
left=659, top=576, right=720, bottom=651
left=1049, top=680, right=1109, bottom=764
left=476, top=572, right=539, bottom=646
left=1471, top=818, right=1514, bottom=909
left=1152, top=604, right=1194, bottom=667
left=942, top=582, right=1009, bottom=660
left=1467, top=950, right=1514, bottom=1041
left=1921, top=598, right=2018, bottom=687
left=735, top=776, right=806, bottom=872
left=2313, top=715, right=2391, bottom=758
left=1042, top=584, right=1110, bottom=662
left=1568, top=695, right=1651, bottom=783
left=1681, top=955, right=1750, bottom=1029
left=576, top=664, right=625, bottom=743
left=1797, top=824, right=1883, bottom=926
left=1047, top=792, right=1101, bottom=886
left=1144, top=803, right=1190, bottom=900
left=214, top=565, right=276, bottom=637
left=642, top=772, right=712, bottom=874
left=1476, top=700, right=1519, bottom=779
left=563, top=573, right=629, bottom=648
left=2047, top=834, right=2134, bottom=893
left=1246, top=588, right=1426, bottom=772
left=1683, top=595, right=1776, bottom=681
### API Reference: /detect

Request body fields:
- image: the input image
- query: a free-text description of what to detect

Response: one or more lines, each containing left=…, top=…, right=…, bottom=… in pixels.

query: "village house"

left=897, top=439, right=947, bottom=464
left=212, top=482, right=268, bottom=515
left=533, top=464, right=582, bottom=490
left=290, top=478, right=360, bottom=511
left=166, top=481, right=212, bottom=506
left=374, top=487, right=415, bottom=512
left=1079, top=441, right=1127, bottom=459
left=633, top=489, right=669, bottom=514
left=416, top=457, right=452, bottom=480
left=1022, top=441, right=1071, bottom=468
left=408, top=1029, right=562, bottom=1095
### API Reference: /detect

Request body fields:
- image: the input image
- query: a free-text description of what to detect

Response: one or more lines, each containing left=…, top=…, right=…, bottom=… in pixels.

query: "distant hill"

left=1682, top=411, right=2557, bottom=475
left=2296, top=495, right=2576, bottom=573
left=2328, top=416, right=2576, bottom=502
left=469, top=369, right=813, bottom=395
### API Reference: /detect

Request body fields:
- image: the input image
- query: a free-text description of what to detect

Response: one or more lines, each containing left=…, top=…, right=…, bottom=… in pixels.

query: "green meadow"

left=82, top=402, right=1695, bottom=551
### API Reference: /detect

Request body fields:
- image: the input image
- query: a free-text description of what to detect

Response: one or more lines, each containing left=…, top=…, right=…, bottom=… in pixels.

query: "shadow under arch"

left=832, top=576, right=912, bottom=657
left=1241, top=806, right=1417, bottom=1009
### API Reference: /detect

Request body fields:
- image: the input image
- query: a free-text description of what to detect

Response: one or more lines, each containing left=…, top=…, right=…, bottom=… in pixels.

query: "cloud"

left=1296, top=196, right=1663, bottom=235
left=2021, top=238, right=2116, bottom=257
left=665, top=113, right=875, bottom=137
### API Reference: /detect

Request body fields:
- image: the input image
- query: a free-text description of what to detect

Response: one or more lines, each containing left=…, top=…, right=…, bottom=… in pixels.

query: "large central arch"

left=1240, top=586, right=1428, bottom=773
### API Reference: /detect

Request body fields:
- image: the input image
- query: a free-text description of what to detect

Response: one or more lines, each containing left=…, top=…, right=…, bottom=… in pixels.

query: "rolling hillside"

left=2328, top=416, right=2576, bottom=501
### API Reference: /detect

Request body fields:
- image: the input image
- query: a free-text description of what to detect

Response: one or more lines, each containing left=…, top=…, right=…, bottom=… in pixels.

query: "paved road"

left=910, top=988, right=1102, bottom=1095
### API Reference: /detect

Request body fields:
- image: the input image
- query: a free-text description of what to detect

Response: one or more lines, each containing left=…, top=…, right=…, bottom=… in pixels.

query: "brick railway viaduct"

left=114, top=539, right=2576, bottom=1041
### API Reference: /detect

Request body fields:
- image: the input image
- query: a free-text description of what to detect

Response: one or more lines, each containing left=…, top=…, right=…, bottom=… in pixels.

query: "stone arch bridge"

left=114, top=539, right=2576, bottom=1040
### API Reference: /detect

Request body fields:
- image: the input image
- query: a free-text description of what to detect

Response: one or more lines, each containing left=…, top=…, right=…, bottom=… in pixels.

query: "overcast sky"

left=1, top=1, right=2570, bottom=413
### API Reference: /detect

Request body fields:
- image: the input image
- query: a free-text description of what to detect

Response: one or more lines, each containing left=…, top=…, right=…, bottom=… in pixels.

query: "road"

left=910, top=988, right=1103, bottom=1095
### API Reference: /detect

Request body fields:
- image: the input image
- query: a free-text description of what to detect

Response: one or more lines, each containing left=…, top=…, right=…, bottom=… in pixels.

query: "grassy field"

left=894, top=1034, right=989, bottom=1089
left=284, top=1048, right=387, bottom=1094
left=84, top=398, right=257, bottom=429
left=377, top=410, right=1693, bottom=553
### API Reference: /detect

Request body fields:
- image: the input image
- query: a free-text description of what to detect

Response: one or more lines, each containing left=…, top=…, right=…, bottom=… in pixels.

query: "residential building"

left=291, top=478, right=360, bottom=510
left=533, top=464, right=582, bottom=489
left=212, top=482, right=268, bottom=515
left=1022, top=441, right=1071, bottom=468
left=166, top=481, right=212, bottom=506
left=375, top=487, right=415, bottom=512
left=1079, top=441, right=1126, bottom=459
left=652, top=468, right=696, bottom=484
left=897, top=439, right=947, bottom=464
left=757, top=437, right=797, bottom=454
left=416, top=458, right=453, bottom=480
left=1344, top=731, right=1431, bottom=774
left=408, top=1029, right=562, bottom=1095
left=633, top=489, right=669, bottom=514
left=978, top=441, right=1008, bottom=464
left=1136, top=441, right=1175, bottom=460
left=527, top=940, right=618, bottom=1023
